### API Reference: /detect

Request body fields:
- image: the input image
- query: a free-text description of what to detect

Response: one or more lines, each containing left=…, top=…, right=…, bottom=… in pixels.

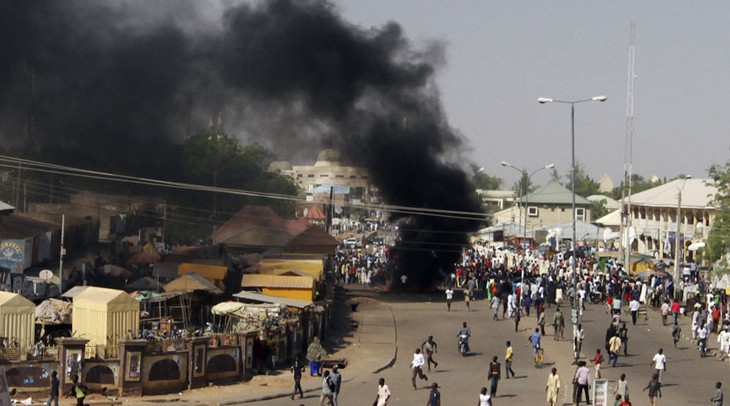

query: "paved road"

left=249, top=290, right=728, bottom=406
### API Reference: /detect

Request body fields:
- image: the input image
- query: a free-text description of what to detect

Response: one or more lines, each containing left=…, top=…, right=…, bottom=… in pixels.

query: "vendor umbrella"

left=688, top=242, right=706, bottom=251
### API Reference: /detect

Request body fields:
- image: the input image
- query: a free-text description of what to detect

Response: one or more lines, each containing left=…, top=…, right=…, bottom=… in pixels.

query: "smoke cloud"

left=0, top=0, right=483, bottom=286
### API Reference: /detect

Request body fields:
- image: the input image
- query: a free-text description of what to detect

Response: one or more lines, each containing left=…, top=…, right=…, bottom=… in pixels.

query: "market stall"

left=72, top=287, right=139, bottom=357
left=0, top=291, right=35, bottom=351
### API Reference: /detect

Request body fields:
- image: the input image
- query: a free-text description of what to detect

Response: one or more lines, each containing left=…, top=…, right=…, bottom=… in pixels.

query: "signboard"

left=0, top=240, right=23, bottom=272
left=0, top=368, right=11, bottom=406
left=592, top=379, right=609, bottom=406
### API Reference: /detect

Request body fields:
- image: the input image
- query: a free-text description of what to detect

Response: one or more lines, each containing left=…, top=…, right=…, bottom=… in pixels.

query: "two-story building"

left=619, top=178, right=716, bottom=262
left=492, top=181, right=593, bottom=228
left=489, top=181, right=593, bottom=246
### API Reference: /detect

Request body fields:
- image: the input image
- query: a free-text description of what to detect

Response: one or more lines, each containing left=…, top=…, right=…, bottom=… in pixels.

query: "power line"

left=0, top=155, right=489, bottom=222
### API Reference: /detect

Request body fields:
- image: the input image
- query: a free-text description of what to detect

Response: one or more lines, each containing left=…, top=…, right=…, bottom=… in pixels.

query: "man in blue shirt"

left=426, top=383, right=441, bottom=406
left=529, top=328, right=542, bottom=367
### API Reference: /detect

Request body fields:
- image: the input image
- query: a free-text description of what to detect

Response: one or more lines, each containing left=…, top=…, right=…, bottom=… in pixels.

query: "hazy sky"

left=334, top=1, right=730, bottom=187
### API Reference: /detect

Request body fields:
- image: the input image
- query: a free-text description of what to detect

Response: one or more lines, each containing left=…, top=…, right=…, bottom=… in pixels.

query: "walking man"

left=375, top=377, right=391, bottom=406
left=330, top=365, right=342, bottom=406
left=421, top=336, right=439, bottom=371
left=619, top=322, right=629, bottom=356
left=411, top=348, right=428, bottom=389
left=546, top=367, right=560, bottom=406
left=47, top=370, right=59, bottom=406
left=445, top=287, right=454, bottom=311
left=671, top=322, right=682, bottom=348
left=629, top=297, right=640, bottom=325
left=609, top=333, right=622, bottom=367
left=290, top=357, right=305, bottom=400
left=718, top=327, right=730, bottom=360
left=642, top=373, right=661, bottom=406
left=553, top=308, right=564, bottom=341
left=711, top=381, right=723, bottom=406
left=651, top=348, right=667, bottom=384
left=478, top=386, right=492, bottom=406
left=320, top=370, right=335, bottom=406
left=574, top=323, right=585, bottom=361
left=530, top=328, right=542, bottom=367
left=573, top=361, right=592, bottom=406
left=613, top=373, right=629, bottom=402
left=426, top=382, right=441, bottom=406
left=505, top=341, right=516, bottom=378
left=491, top=295, right=500, bottom=320
left=671, top=298, right=681, bottom=325
left=487, top=355, right=501, bottom=397
left=593, top=348, right=605, bottom=379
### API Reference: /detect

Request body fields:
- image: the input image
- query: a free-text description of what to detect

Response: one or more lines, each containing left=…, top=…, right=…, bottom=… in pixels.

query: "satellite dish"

left=39, top=269, right=54, bottom=282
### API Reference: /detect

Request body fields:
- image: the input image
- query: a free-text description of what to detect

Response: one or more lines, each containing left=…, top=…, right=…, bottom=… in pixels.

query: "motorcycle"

left=458, top=334, right=470, bottom=356
left=589, top=291, right=604, bottom=304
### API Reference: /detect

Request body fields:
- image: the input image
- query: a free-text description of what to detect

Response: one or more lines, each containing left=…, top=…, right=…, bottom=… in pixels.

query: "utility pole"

left=622, top=23, right=636, bottom=272
left=59, top=214, right=65, bottom=294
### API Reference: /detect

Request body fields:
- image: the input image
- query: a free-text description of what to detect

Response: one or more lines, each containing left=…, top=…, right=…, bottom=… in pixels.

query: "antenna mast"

left=622, top=23, right=636, bottom=271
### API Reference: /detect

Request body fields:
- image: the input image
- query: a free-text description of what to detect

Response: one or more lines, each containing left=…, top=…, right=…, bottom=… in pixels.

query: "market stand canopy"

left=0, top=291, right=35, bottom=350
left=241, top=274, right=315, bottom=302
left=164, top=272, right=224, bottom=295
left=72, top=287, right=140, bottom=349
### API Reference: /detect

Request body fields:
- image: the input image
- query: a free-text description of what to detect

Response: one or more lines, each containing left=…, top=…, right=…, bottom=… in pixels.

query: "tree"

left=565, top=162, right=599, bottom=198
left=512, top=170, right=531, bottom=198
left=591, top=198, right=609, bottom=220
left=167, top=131, right=300, bottom=242
left=707, top=160, right=730, bottom=269
left=549, top=167, right=561, bottom=184
left=472, top=172, right=502, bottom=190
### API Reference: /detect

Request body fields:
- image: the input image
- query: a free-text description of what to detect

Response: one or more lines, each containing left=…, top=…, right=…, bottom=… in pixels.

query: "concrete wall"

left=84, top=359, right=120, bottom=391
left=1, top=360, right=57, bottom=391
left=142, top=352, right=188, bottom=395
left=206, top=346, right=239, bottom=382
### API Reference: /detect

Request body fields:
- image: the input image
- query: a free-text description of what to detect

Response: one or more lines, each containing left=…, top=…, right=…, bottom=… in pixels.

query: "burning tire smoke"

left=0, top=0, right=483, bottom=287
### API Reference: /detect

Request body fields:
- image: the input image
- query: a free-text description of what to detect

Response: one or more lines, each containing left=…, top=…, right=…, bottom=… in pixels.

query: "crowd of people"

left=307, top=239, right=730, bottom=405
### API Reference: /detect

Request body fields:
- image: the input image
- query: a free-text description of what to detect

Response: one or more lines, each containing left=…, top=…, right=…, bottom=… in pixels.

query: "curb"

left=373, top=304, right=398, bottom=374
left=222, top=299, right=399, bottom=404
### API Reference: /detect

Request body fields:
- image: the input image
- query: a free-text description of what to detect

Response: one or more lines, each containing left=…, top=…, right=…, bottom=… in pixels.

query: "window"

left=528, top=207, right=538, bottom=217
left=576, top=208, right=585, bottom=221
left=320, top=174, right=329, bottom=178
left=335, top=174, right=344, bottom=178
left=307, top=174, right=315, bottom=178
left=349, top=175, right=357, bottom=179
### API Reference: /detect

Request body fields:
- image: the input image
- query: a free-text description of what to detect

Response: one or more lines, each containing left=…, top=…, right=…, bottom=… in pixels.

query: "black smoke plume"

left=0, top=0, right=483, bottom=287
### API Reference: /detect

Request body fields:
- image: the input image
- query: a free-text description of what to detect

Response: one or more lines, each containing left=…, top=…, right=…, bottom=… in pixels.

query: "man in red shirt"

left=671, top=299, right=681, bottom=325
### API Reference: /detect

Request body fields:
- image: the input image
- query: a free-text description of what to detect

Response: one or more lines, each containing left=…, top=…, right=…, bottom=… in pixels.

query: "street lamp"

left=500, top=161, right=556, bottom=280
left=674, top=175, right=691, bottom=299
left=538, top=95, right=606, bottom=344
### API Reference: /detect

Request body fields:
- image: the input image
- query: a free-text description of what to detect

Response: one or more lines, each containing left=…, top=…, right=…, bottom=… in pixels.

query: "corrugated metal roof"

left=0, top=214, right=59, bottom=239
left=177, top=263, right=228, bottom=280
left=525, top=181, right=592, bottom=206
left=629, top=178, right=716, bottom=209
left=61, top=285, right=90, bottom=298
left=241, top=274, right=314, bottom=289
left=73, top=286, right=138, bottom=305
left=233, top=290, right=313, bottom=309
left=164, top=272, right=224, bottom=295
left=0, top=200, right=14, bottom=214
left=0, top=291, right=35, bottom=310
left=594, top=209, right=622, bottom=227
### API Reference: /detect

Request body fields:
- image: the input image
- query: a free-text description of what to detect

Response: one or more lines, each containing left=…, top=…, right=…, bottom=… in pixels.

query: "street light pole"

left=501, top=161, right=555, bottom=281
left=538, top=95, right=606, bottom=346
left=674, top=175, right=691, bottom=299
